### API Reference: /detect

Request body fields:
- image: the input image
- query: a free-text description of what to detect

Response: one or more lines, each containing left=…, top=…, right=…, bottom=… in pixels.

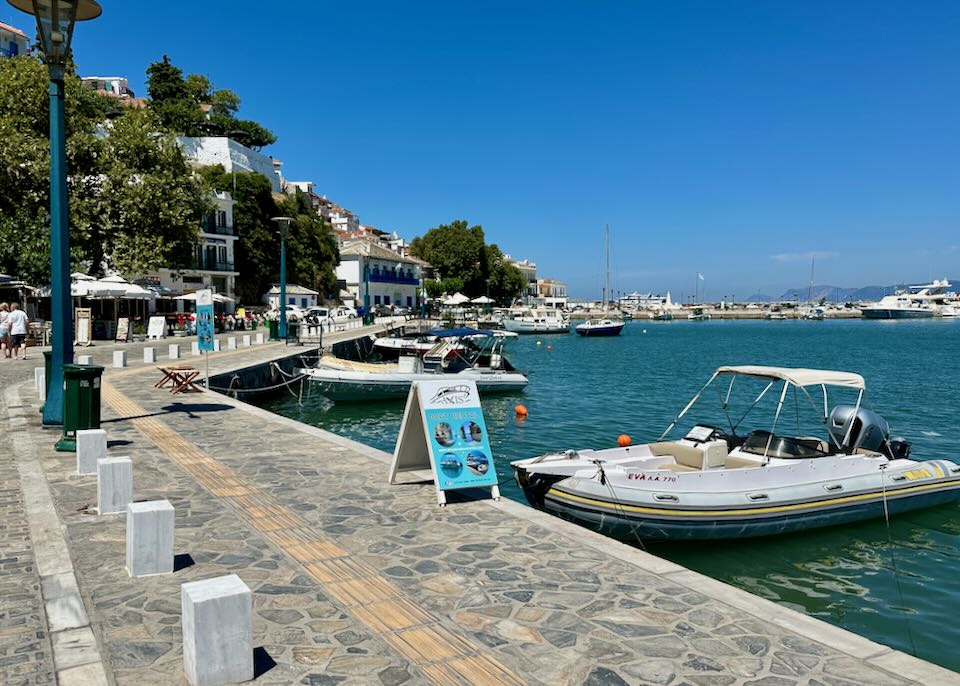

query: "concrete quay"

left=2, top=330, right=958, bottom=685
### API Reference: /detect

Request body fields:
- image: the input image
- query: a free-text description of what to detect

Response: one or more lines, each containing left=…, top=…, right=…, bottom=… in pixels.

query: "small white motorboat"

left=575, top=318, right=624, bottom=337
left=301, top=328, right=527, bottom=400
left=512, top=365, right=960, bottom=540
left=502, top=308, right=570, bottom=334
left=687, top=307, right=711, bottom=321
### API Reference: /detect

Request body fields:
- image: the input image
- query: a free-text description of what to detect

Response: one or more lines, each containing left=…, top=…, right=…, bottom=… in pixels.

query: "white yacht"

left=512, top=365, right=960, bottom=540
left=861, top=280, right=954, bottom=319
left=502, top=308, right=569, bottom=334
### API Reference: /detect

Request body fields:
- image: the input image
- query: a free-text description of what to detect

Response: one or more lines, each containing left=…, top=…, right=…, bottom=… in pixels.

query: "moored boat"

left=301, top=328, right=527, bottom=400
left=502, top=308, right=569, bottom=334
left=861, top=280, right=953, bottom=319
left=687, top=307, right=711, bottom=321
left=574, top=318, right=624, bottom=337
left=512, top=365, right=960, bottom=540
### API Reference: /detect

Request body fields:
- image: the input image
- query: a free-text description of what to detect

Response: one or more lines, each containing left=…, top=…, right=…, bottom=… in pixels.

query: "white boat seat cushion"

left=649, top=442, right=706, bottom=470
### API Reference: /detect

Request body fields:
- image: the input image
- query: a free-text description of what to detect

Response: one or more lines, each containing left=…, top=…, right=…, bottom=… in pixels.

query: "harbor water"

left=258, top=318, right=960, bottom=671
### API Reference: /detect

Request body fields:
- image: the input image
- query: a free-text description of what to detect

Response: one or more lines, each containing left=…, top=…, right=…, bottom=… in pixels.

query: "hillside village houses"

left=7, top=53, right=568, bottom=313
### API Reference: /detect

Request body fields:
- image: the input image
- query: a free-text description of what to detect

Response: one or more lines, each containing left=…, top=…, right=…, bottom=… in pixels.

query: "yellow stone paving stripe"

left=101, top=381, right=525, bottom=686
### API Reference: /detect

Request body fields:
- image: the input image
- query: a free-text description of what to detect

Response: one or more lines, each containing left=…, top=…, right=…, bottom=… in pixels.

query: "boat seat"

left=724, top=454, right=764, bottom=469
left=650, top=442, right=707, bottom=470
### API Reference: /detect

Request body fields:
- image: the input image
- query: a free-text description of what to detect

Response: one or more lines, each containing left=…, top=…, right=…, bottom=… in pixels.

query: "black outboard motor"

left=827, top=405, right=892, bottom=454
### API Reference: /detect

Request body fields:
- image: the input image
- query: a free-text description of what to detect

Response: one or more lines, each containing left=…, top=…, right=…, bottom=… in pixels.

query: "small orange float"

left=617, top=434, right=632, bottom=447
left=514, top=404, right=529, bottom=418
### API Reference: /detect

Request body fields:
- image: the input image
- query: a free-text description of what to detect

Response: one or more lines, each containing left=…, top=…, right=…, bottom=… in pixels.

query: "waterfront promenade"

left=3, top=331, right=958, bottom=685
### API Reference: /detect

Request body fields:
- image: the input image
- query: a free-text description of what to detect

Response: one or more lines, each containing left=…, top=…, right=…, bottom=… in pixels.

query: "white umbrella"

left=443, top=292, right=471, bottom=306
left=472, top=295, right=494, bottom=304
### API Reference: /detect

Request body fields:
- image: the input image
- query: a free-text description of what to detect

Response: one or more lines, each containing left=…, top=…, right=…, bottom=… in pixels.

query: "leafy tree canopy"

left=145, top=55, right=276, bottom=149
left=197, top=167, right=339, bottom=304
left=410, top=220, right=524, bottom=304
left=0, top=55, right=210, bottom=283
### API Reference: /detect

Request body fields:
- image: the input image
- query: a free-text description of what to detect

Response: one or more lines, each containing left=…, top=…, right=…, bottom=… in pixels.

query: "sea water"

left=258, top=318, right=960, bottom=670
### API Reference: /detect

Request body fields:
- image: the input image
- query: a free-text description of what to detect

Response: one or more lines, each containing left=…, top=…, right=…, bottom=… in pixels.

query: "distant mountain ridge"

left=744, top=280, right=959, bottom=303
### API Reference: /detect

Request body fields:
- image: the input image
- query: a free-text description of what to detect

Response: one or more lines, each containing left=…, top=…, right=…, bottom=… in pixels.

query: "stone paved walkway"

left=3, top=335, right=959, bottom=685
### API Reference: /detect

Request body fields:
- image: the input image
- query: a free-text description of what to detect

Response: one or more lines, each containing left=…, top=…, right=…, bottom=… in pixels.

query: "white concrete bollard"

left=97, top=456, right=132, bottom=515
left=38, top=369, right=46, bottom=403
left=76, top=429, right=106, bottom=475
left=255, top=332, right=264, bottom=345
left=191, top=341, right=200, bottom=356
left=242, top=335, right=251, bottom=347
left=227, top=337, right=237, bottom=350
left=144, top=347, right=157, bottom=364
left=126, top=500, right=174, bottom=577
left=181, top=574, right=253, bottom=686
left=213, top=339, right=221, bottom=352
left=34, top=367, right=44, bottom=392
left=169, top=344, right=180, bottom=360
left=77, top=354, right=93, bottom=365
left=113, top=350, right=127, bottom=368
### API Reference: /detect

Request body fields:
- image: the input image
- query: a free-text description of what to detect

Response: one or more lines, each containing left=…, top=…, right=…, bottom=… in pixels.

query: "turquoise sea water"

left=258, top=319, right=960, bottom=670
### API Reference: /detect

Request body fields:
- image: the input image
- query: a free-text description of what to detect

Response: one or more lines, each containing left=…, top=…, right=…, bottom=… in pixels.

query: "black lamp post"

left=8, top=0, right=101, bottom=426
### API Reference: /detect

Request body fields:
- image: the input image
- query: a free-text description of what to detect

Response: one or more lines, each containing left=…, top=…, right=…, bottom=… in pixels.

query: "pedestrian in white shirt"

left=0, top=302, right=10, bottom=359
left=6, top=302, right=29, bottom=360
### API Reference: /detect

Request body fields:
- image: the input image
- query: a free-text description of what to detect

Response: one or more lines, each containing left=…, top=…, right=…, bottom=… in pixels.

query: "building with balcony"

left=141, top=191, right=239, bottom=308
left=178, top=136, right=284, bottom=193
left=336, top=240, right=422, bottom=312
left=80, top=75, right=135, bottom=99
left=506, top=255, right=538, bottom=303
left=0, top=21, right=28, bottom=58
left=534, top=278, right=568, bottom=309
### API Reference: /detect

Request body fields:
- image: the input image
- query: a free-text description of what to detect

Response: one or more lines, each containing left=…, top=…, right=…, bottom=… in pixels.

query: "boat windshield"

left=739, top=430, right=829, bottom=459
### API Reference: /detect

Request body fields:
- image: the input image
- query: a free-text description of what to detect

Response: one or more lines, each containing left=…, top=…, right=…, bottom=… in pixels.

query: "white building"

left=178, top=136, right=284, bottom=192
left=80, top=76, right=135, bottom=98
left=619, top=292, right=678, bottom=311
left=534, top=278, right=567, bottom=309
left=140, top=191, right=239, bottom=308
left=0, top=21, right=28, bottom=58
left=336, top=240, right=422, bottom=312
left=265, top=284, right=319, bottom=310
left=505, top=255, right=538, bottom=303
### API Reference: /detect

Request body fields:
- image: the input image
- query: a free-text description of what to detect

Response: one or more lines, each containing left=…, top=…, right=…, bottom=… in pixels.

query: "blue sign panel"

left=424, top=407, right=498, bottom=491
left=196, top=289, right=215, bottom=352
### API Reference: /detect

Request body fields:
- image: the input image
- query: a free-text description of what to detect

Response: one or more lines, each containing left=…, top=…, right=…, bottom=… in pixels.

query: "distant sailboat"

left=576, top=225, right=624, bottom=336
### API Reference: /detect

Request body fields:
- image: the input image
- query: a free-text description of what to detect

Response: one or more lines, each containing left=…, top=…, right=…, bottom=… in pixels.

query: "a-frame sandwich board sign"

left=389, top=379, right=501, bottom=506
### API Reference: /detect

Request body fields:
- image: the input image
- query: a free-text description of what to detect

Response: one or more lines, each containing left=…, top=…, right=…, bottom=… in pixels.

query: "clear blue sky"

left=6, top=1, right=958, bottom=299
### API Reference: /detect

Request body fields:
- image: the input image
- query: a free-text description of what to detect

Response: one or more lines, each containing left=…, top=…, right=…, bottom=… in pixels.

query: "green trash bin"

left=268, top=319, right=279, bottom=340
left=40, top=350, right=53, bottom=414
left=55, top=363, right=104, bottom=453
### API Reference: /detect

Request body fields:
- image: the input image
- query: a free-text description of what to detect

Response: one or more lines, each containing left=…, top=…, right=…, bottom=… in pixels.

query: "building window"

left=374, top=295, right=381, bottom=305
left=406, top=296, right=413, bottom=307
left=384, top=295, right=390, bottom=305
left=301, top=298, right=307, bottom=307
left=288, top=297, right=295, bottom=305
left=217, top=210, right=227, bottom=227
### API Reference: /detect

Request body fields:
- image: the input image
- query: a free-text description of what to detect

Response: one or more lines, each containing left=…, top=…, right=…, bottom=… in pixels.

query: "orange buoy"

left=617, top=434, right=632, bottom=447
left=514, top=404, right=529, bottom=418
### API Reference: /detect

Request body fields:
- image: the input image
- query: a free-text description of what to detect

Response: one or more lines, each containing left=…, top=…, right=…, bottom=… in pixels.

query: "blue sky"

left=6, top=1, right=958, bottom=298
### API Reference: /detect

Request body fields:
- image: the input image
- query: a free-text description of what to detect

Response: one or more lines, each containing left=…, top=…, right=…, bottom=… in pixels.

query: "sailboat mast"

left=808, top=256, right=816, bottom=304
left=604, top=224, right=610, bottom=310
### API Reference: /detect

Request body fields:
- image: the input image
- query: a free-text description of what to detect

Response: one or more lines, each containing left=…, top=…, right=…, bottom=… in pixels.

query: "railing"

left=193, top=258, right=235, bottom=272
left=368, top=272, right=419, bottom=285
left=202, top=224, right=235, bottom=236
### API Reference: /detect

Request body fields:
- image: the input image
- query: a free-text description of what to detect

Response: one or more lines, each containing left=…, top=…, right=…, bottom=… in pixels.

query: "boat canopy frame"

left=658, top=365, right=867, bottom=459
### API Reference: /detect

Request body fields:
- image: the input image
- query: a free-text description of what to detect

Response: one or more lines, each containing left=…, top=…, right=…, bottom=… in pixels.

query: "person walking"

left=0, top=303, right=10, bottom=359
left=7, top=303, right=29, bottom=360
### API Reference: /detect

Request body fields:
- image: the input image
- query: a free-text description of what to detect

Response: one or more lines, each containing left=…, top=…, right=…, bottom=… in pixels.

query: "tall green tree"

left=197, top=168, right=339, bottom=304
left=409, top=220, right=487, bottom=294
left=0, top=55, right=210, bottom=283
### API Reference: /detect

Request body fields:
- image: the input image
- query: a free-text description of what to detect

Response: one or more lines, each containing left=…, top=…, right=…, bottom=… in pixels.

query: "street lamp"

left=271, top=216, right=293, bottom=341
left=9, top=0, right=102, bottom=426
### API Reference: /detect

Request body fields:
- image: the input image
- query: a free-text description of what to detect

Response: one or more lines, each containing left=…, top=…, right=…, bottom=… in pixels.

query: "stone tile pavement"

left=3, top=338, right=959, bottom=685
